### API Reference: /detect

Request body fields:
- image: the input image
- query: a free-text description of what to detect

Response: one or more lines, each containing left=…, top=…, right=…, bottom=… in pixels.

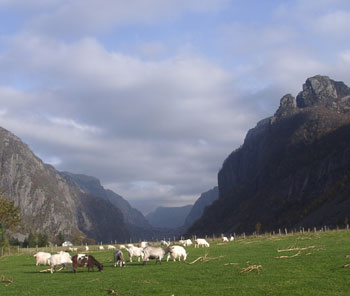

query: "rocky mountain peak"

left=296, top=75, right=350, bottom=111
left=274, top=94, right=297, bottom=118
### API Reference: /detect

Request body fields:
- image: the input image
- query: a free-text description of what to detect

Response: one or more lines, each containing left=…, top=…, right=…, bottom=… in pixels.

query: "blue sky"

left=0, top=0, right=349, bottom=213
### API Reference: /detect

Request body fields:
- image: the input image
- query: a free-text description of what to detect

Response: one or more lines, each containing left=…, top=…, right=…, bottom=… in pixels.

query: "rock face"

left=146, top=205, right=193, bottom=229
left=187, top=75, right=350, bottom=236
left=184, top=187, right=218, bottom=229
left=0, top=127, right=130, bottom=242
left=62, top=172, right=154, bottom=239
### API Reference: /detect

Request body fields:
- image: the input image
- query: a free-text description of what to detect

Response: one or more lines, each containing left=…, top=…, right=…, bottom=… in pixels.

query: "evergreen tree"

left=27, top=232, right=36, bottom=248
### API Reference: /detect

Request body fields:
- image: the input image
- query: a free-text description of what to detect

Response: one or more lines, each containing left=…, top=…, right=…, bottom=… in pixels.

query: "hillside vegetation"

left=1, top=230, right=350, bottom=295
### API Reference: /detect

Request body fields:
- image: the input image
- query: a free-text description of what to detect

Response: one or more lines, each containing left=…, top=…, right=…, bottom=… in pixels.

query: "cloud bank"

left=0, top=0, right=349, bottom=213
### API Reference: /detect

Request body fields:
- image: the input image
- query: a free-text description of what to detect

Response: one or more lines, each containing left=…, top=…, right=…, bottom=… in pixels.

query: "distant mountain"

left=146, top=205, right=193, bottom=228
left=184, top=187, right=218, bottom=229
left=61, top=172, right=151, bottom=228
left=0, top=126, right=130, bottom=242
left=187, top=75, right=350, bottom=236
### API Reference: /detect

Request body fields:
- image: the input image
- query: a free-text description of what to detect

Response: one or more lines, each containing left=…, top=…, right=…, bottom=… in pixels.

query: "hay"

left=0, top=275, right=13, bottom=286
left=185, top=253, right=224, bottom=265
left=141, top=280, right=159, bottom=285
left=106, top=289, right=123, bottom=295
left=223, top=263, right=239, bottom=266
left=275, top=251, right=301, bottom=259
left=240, top=265, right=262, bottom=273
left=277, top=246, right=316, bottom=252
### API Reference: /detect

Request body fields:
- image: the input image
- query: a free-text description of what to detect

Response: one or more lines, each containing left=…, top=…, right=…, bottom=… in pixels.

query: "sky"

left=0, top=0, right=350, bottom=214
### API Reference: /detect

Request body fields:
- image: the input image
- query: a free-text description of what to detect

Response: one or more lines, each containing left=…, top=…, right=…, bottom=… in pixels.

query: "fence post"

left=285, top=228, right=288, bottom=235
left=18, top=245, right=20, bottom=256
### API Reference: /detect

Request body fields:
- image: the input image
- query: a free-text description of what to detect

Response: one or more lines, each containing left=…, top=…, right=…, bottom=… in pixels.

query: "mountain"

left=0, top=127, right=130, bottom=242
left=61, top=172, right=151, bottom=228
left=61, top=172, right=155, bottom=240
left=146, top=205, right=193, bottom=228
left=184, top=186, right=219, bottom=229
left=187, top=75, right=350, bottom=236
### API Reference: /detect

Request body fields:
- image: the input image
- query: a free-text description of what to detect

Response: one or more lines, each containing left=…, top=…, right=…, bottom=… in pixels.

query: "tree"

left=27, top=232, right=36, bottom=248
left=0, top=196, right=21, bottom=247
left=56, top=232, right=65, bottom=246
left=0, top=197, right=21, bottom=231
left=38, top=233, right=48, bottom=247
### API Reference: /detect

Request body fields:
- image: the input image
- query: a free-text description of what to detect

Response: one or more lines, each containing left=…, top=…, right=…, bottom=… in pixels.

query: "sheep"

left=114, top=250, right=126, bottom=267
left=125, top=245, right=144, bottom=262
left=179, top=239, right=192, bottom=247
left=143, top=246, right=167, bottom=264
left=184, top=239, right=192, bottom=246
left=72, top=254, right=103, bottom=272
left=107, top=245, right=116, bottom=250
left=85, top=245, right=89, bottom=251
left=34, top=252, right=51, bottom=266
left=160, top=240, right=170, bottom=247
left=222, top=236, right=229, bottom=242
left=50, top=251, right=72, bottom=274
left=194, top=238, right=210, bottom=248
left=139, top=241, right=149, bottom=248
left=166, top=245, right=187, bottom=262
left=98, top=245, right=105, bottom=250
left=68, top=247, right=78, bottom=252
left=230, top=235, right=235, bottom=241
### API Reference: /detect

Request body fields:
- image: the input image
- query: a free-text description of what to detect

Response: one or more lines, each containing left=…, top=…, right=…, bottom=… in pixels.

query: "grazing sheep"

left=143, top=246, right=167, bottom=264
left=107, top=245, right=116, bottom=250
left=230, top=235, right=235, bottom=241
left=34, top=252, right=51, bottom=266
left=195, top=238, right=210, bottom=248
left=72, top=254, right=103, bottom=272
left=222, top=236, right=229, bottom=242
left=139, top=241, right=149, bottom=248
left=98, top=245, right=105, bottom=250
left=125, top=245, right=144, bottom=262
left=166, top=246, right=187, bottom=262
left=160, top=240, right=170, bottom=247
left=114, top=250, right=126, bottom=267
left=179, top=239, right=192, bottom=247
left=50, top=251, right=72, bottom=274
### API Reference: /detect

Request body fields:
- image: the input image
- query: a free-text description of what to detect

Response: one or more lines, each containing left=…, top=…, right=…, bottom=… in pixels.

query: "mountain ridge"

left=187, top=75, right=350, bottom=236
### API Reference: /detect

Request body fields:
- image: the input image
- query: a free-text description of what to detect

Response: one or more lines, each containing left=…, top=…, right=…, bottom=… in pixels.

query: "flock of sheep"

left=33, top=236, right=233, bottom=273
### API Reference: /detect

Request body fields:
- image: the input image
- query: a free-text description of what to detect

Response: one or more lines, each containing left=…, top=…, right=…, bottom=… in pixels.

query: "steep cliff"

left=184, top=187, right=218, bottom=229
left=187, top=75, right=350, bottom=235
left=61, top=172, right=153, bottom=239
left=0, top=127, right=130, bottom=242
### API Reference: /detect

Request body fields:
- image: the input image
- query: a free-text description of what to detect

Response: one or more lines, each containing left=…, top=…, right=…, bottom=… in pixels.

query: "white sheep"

left=166, top=245, right=187, bottom=262
left=34, top=252, right=51, bottom=266
left=50, top=251, right=72, bottom=274
left=98, top=245, right=105, bottom=250
left=160, top=240, right=170, bottom=247
left=140, top=241, right=149, bottom=248
left=195, top=238, right=210, bottom=248
left=230, top=235, right=235, bottom=241
left=222, top=236, right=229, bottom=242
left=125, top=245, right=144, bottom=262
left=107, top=245, right=116, bottom=250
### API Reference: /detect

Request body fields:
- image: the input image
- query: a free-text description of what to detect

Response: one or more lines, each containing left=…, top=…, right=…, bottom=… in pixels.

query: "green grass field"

left=1, top=230, right=350, bottom=295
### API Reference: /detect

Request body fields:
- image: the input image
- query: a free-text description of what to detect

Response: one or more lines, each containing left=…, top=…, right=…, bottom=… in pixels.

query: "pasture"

left=1, top=230, right=350, bottom=295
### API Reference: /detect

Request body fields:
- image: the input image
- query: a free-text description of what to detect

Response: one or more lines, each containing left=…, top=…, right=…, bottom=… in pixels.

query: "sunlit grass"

left=1, top=230, right=350, bottom=295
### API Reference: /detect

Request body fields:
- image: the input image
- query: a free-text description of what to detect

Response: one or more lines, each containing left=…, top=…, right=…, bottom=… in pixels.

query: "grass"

left=1, top=230, right=350, bottom=295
